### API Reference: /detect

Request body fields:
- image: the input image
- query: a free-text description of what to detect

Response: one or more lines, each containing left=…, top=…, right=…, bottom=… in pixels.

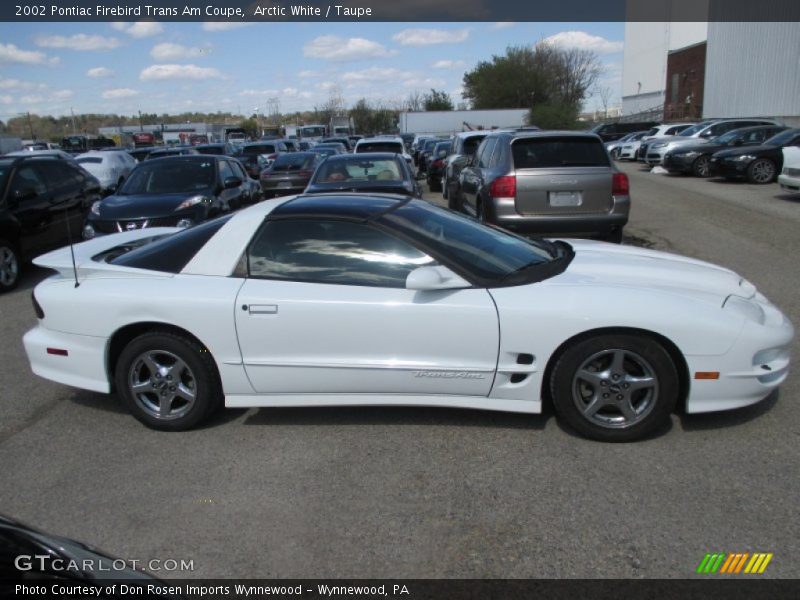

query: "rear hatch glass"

left=512, top=136, right=613, bottom=216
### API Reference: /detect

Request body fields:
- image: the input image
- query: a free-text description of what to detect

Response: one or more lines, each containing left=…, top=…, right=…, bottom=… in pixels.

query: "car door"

left=460, top=137, right=495, bottom=212
left=215, top=158, right=241, bottom=211
left=6, top=163, right=53, bottom=258
left=234, top=218, right=499, bottom=396
left=38, top=161, right=89, bottom=250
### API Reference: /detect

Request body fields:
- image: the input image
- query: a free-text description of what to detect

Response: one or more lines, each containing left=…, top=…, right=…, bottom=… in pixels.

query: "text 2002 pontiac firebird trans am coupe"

left=23, top=194, right=793, bottom=441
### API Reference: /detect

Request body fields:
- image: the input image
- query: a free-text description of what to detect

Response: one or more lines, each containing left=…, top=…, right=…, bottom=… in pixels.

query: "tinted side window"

left=40, top=161, right=80, bottom=190
left=9, top=165, right=47, bottom=199
left=477, top=138, right=497, bottom=168
left=230, top=160, right=248, bottom=180
left=247, top=220, right=435, bottom=288
left=218, top=160, right=234, bottom=181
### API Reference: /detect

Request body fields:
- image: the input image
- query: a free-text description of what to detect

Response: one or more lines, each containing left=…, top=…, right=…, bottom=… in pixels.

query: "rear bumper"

left=490, top=196, right=630, bottom=237
left=778, top=173, right=800, bottom=192
left=23, top=325, right=111, bottom=393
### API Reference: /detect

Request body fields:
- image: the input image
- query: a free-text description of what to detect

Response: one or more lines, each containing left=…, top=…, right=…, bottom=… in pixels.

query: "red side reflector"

left=47, top=348, right=68, bottom=356
left=612, top=172, right=629, bottom=195
left=694, top=371, right=720, bottom=380
left=490, top=175, right=516, bottom=198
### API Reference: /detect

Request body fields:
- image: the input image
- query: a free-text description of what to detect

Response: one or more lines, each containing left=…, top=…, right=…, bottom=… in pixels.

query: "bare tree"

left=403, top=90, right=424, bottom=112
left=593, top=85, right=613, bottom=119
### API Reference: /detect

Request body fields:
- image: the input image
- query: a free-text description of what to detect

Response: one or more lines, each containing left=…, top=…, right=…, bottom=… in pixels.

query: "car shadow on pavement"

left=678, top=389, right=779, bottom=432
left=774, top=192, right=800, bottom=204
left=12, top=265, right=53, bottom=293
left=243, top=405, right=549, bottom=431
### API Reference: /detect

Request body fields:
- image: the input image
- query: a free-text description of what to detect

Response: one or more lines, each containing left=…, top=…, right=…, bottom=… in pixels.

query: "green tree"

left=462, top=42, right=602, bottom=125
left=423, top=89, right=454, bottom=111
left=239, top=118, right=259, bottom=138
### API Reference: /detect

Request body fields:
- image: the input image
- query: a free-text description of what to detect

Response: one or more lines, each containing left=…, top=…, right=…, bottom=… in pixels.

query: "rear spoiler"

left=33, top=227, right=178, bottom=281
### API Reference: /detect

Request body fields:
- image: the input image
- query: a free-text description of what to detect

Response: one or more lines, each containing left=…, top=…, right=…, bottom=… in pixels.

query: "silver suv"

left=455, top=131, right=629, bottom=243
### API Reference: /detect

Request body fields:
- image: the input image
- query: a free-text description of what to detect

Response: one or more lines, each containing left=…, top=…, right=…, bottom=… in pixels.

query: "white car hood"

left=554, top=239, right=754, bottom=304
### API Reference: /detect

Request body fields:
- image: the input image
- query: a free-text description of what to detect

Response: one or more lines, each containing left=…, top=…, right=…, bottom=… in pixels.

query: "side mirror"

left=223, top=176, right=243, bottom=189
left=406, top=265, right=470, bottom=291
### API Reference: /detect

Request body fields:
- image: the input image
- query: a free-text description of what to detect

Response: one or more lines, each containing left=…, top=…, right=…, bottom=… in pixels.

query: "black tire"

left=692, top=155, right=711, bottom=178
left=549, top=334, right=678, bottom=442
left=428, top=179, right=441, bottom=192
left=746, top=158, right=777, bottom=184
left=447, top=185, right=461, bottom=211
left=115, top=330, right=222, bottom=431
left=602, top=229, right=624, bottom=244
left=0, top=239, right=21, bottom=293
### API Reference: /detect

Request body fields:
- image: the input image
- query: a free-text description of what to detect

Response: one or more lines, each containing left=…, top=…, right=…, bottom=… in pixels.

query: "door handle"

left=247, top=304, right=278, bottom=315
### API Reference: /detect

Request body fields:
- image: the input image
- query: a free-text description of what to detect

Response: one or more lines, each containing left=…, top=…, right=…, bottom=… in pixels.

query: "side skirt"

left=225, top=394, right=541, bottom=414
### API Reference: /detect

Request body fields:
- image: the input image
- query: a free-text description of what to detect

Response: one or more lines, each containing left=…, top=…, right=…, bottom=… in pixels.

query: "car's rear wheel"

left=747, top=158, right=776, bottom=184
left=0, top=240, right=20, bottom=293
left=692, top=155, right=711, bottom=177
left=550, top=334, right=678, bottom=442
left=115, top=331, right=222, bottom=431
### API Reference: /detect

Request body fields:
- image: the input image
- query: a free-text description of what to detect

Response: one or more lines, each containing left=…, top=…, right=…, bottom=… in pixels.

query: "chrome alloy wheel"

left=694, top=155, right=710, bottom=177
left=128, top=350, right=197, bottom=420
left=750, top=159, right=776, bottom=183
left=0, top=246, right=19, bottom=288
left=571, top=348, right=659, bottom=429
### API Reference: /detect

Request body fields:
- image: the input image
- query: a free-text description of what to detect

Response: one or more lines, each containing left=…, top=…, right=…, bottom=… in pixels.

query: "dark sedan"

left=260, top=152, right=324, bottom=198
left=709, top=128, right=800, bottom=183
left=663, top=125, right=787, bottom=177
left=83, top=155, right=251, bottom=239
left=145, top=146, right=199, bottom=160
left=426, top=140, right=452, bottom=192
left=320, top=137, right=353, bottom=151
left=195, top=142, right=238, bottom=156
left=304, top=153, right=422, bottom=197
left=417, top=138, right=443, bottom=174
left=237, top=141, right=289, bottom=177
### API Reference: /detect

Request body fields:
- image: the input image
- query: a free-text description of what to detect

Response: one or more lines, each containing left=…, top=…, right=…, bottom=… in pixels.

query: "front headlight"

left=652, top=142, right=668, bottom=149
left=175, top=195, right=206, bottom=211
left=90, top=200, right=102, bottom=216
left=731, top=154, right=756, bottom=162
left=724, top=295, right=766, bottom=325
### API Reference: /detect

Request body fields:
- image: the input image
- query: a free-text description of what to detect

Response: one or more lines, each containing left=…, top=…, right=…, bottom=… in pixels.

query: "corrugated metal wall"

left=704, top=22, right=800, bottom=122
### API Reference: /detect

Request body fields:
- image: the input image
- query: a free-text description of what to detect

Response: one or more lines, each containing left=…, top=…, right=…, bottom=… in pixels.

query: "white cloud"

left=102, top=88, right=139, bottom=99
left=0, top=95, right=12, bottom=104
left=0, top=78, right=47, bottom=90
left=298, top=70, right=321, bottom=78
left=402, top=77, right=447, bottom=88
left=0, top=43, right=59, bottom=66
left=392, top=28, right=470, bottom=46
left=52, top=90, right=73, bottom=99
left=201, top=22, right=255, bottom=32
left=86, top=67, right=114, bottom=78
left=35, top=34, right=120, bottom=51
left=140, top=64, right=222, bottom=81
left=342, top=67, right=411, bottom=83
left=432, top=60, right=466, bottom=69
left=150, top=43, right=208, bottom=61
left=304, top=36, right=394, bottom=62
left=20, top=95, right=44, bottom=104
left=491, top=22, right=515, bottom=30
left=111, top=21, right=163, bottom=38
left=543, top=31, right=624, bottom=54
left=316, top=81, right=337, bottom=91
left=240, top=89, right=279, bottom=96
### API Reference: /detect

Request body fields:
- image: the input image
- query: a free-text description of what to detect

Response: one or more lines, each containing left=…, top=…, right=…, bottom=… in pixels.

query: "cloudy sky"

left=0, top=22, right=624, bottom=119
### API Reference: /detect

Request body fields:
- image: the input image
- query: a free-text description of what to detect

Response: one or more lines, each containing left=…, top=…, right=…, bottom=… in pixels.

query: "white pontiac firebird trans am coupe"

left=23, top=194, right=793, bottom=441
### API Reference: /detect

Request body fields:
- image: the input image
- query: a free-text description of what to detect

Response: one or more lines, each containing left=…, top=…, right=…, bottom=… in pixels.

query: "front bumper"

left=23, top=326, right=111, bottom=393
left=708, top=157, right=750, bottom=179
left=662, top=153, right=696, bottom=173
left=685, top=299, right=793, bottom=413
left=490, top=196, right=630, bottom=237
left=645, top=147, right=668, bottom=165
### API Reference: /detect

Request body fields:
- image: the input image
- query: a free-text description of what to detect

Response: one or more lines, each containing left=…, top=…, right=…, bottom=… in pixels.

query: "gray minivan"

left=455, top=131, right=629, bottom=243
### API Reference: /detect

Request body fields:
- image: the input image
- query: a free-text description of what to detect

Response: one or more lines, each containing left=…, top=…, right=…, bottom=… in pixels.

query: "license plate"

left=277, top=181, right=292, bottom=188
left=548, top=191, right=581, bottom=207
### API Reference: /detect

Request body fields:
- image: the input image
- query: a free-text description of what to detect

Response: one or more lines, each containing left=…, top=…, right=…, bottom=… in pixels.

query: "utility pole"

left=26, top=112, right=35, bottom=140
left=138, top=110, right=143, bottom=132
left=70, top=107, right=76, bottom=134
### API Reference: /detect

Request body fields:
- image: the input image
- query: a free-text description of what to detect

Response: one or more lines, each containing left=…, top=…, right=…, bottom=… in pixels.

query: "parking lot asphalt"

left=0, top=165, right=798, bottom=579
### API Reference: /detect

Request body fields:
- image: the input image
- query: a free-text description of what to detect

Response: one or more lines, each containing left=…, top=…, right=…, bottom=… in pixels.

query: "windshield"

left=678, top=122, right=713, bottom=137
left=195, top=145, right=225, bottom=155
left=314, top=158, right=403, bottom=183
left=512, top=137, right=610, bottom=168
left=271, top=153, right=318, bottom=170
left=357, top=142, right=403, bottom=153
left=77, top=157, right=103, bottom=165
left=120, top=159, right=215, bottom=194
left=714, top=130, right=745, bottom=144
left=300, top=126, right=326, bottom=137
left=379, top=201, right=567, bottom=284
left=765, top=129, right=799, bottom=146
left=242, top=144, right=277, bottom=155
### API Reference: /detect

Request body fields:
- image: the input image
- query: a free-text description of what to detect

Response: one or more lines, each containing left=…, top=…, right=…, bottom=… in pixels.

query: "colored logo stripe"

left=698, top=553, right=773, bottom=574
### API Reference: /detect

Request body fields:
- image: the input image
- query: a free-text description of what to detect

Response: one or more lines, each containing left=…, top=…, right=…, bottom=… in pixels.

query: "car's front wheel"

left=550, top=334, right=678, bottom=442
left=692, top=155, right=711, bottom=177
left=0, top=240, right=20, bottom=293
left=747, top=158, right=777, bottom=184
left=115, top=331, right=222, bottom=431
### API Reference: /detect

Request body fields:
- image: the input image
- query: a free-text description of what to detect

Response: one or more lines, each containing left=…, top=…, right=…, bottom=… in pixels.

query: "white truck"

left=0, top=135, right=23, bottom=155
left=330, top=115, right=354, bottom=137
left=399, top=109, right=528, bottom=136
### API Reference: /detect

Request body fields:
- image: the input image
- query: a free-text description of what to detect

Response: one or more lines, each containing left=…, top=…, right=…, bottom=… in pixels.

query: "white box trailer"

left=0, top=136, right=23, bottom=155
left=399, top=109, right=529, bottom=136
